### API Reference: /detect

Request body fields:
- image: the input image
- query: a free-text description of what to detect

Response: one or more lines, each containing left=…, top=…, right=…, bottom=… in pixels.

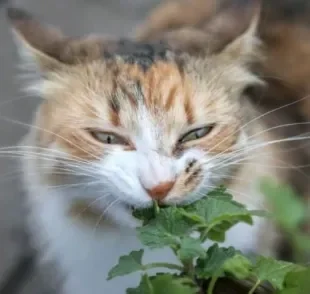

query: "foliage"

left=108, top=186, right=310, bottom=294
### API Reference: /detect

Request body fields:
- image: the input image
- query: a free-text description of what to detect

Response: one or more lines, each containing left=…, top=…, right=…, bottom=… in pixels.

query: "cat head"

left=8, top=2, right=262, bottom=210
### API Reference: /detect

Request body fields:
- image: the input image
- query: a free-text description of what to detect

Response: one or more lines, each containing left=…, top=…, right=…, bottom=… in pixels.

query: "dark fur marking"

left=184, top=168, right=202, bottom=186
left=103, top=39, right=171, bottom=71
left=109, top=95, right=120, bottom=113
left=135, top=80, right=144, bottom=102
left=185, top=159, right=197, bottom=173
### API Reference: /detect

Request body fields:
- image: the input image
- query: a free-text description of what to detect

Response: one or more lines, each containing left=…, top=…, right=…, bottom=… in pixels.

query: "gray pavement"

left=0, top=0, right=158, bottom=292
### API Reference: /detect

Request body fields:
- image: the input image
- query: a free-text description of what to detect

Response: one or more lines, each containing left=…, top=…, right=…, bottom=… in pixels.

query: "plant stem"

left=153, top=200, right=160, bottom=216
left=144, top=262, right=183, bottom=272
left=200, top=225, right=216, bottom=243
left=207, top=276, right=218, bottom=294
left=248, top=279, right=261, bottom=294
left=200, top=228, right=210, bottom=243
left=182, top=260, right=195, bottom=279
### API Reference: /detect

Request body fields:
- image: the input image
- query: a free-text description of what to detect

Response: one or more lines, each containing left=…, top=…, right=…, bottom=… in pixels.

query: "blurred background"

left=0, top=0, right=158, bottom=292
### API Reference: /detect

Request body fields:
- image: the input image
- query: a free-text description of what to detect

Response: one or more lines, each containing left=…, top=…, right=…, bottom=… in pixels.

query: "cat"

left=7, top=2, right=296, bottom=294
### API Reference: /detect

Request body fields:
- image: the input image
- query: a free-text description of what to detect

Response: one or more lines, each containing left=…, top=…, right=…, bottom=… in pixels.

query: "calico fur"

left=6, top=3, right=300, bottom=294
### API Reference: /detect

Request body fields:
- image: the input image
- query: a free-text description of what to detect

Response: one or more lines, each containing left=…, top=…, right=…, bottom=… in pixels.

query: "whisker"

left=206, top=94, right=310, bottom=163
left=0, top=114, right=101, bottom=160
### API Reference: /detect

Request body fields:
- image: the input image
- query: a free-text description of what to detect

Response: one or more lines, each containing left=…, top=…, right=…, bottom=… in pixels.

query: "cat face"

left=8, top=5, right=261, bottom=208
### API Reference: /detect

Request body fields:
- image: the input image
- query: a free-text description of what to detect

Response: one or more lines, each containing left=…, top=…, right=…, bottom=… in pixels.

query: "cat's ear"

left=207, top=0, right=261, bottom=64
left=7, top=7, right=67, bottom=73
left=7, top=7, right=105, bottom=95
left=7, top=8, right=104, bottom=71
left=160, top=0, right=261, bottom=63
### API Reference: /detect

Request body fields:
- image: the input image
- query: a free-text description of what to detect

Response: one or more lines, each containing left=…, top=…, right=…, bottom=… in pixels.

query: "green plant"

left=261, top=179, right=310, bottom=263
left=107, top=186, right=310, bottom=294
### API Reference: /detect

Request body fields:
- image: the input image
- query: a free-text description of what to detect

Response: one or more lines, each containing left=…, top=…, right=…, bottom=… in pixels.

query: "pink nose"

left=146, top=181, right=175, bottom=201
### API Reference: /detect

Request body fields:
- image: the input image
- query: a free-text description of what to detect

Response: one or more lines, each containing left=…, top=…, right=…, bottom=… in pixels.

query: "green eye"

left=179, top=125, right=214, bottom=144
left=90, top=131, right=128, bottom=145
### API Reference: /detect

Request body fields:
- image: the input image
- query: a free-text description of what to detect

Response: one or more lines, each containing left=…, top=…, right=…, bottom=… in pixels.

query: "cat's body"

left=6, top=2, right=300, bottom=294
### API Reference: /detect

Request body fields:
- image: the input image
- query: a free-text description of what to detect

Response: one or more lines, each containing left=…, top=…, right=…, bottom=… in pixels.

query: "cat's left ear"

left=208, top=0, right=261, bottom=64
left=161, top=0, right=261, bottom=64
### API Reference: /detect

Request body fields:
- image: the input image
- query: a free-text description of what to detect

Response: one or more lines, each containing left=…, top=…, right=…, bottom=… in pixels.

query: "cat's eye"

left=90, top=131, right=129, bottom=146
left=179, top=125, right=214, bottom=144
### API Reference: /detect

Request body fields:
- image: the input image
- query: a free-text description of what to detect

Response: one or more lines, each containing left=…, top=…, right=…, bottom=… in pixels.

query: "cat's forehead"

left=103, top=39, right=174, bottom=71
left=45, top=43, right=238, bottom=126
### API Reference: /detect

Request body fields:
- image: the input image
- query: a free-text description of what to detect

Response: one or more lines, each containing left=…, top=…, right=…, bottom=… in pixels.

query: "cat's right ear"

left=7, top=7, right=66, bottom=73
left=7, top=7, right=105, bottom=95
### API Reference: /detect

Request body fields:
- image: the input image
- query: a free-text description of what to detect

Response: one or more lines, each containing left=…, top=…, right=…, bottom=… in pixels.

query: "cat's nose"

left=145, top=181, right=175, bottom=201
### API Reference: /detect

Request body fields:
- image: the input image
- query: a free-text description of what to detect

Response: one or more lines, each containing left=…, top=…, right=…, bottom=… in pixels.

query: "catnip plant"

left=108, top=182, right=310, bottom=294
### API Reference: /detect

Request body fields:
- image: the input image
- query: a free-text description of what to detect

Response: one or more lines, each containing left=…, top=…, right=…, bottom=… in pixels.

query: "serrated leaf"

left=194, top=197, right=252, bottom=225
left=177, top=237, right=206, bottom=261
left=223, top=254, right=253, bottom=280
left=260, top=179, right=306, bottom=230
left=108, top=250, right=145, bottom=280
left=253, top=257, right=301, bottom=290
left=196, top=244, right=237, bottom=279
left=127, top=274, right=153, bottom=294
left=137, top=207, right=194, bottom=249
left=156, top=207, right=195, bottom=235
left=278, top=268, right=310, bottom=294
left=186, top=197, right=253, bottom=242
left=127, top=274, right=197, bottom=294
left=137, top=223, right=179, bottom=249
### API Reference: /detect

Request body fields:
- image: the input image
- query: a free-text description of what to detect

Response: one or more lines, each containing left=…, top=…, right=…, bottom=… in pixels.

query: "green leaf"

left=127, top=274, right=153, bottom=294
left=132, top=207, right=156, bottom=225
left=207, top=186, right=234, bottom=200
left=223, top=254, right=253, bottom=280
left=138, top=223, right=179, bottom=249
left=260, top=179, right=306, bottom=230
left=194, top=197, right=252, bottom=225
left=108, top=250, right=145, bottom=280
left=132, top=201, right=164, bottom=225
left=177, top=237, right=206, bottom=261
left=196, top=244, right=237, bottom=279
left=252, top=256, right=301, bottom=290
left=278, top=268, right=310, bottom=294
left=127, top=274, right=197, bottom=294
left=185, top=197, right=253, bottom=242
left=137, top=207, right=194, bottom=249
left=150, top=274, right=197, bottom=294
